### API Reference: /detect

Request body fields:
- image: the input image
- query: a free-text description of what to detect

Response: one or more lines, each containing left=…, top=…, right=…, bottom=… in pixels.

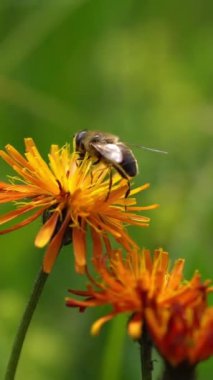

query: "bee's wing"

left=91, top=143, right=123, bottom=163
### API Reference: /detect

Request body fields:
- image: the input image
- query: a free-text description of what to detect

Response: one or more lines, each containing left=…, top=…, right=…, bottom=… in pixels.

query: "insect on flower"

left=74, top=130, right=167, bottom=197
left=0, top=138, right=157, bottom=274
left=74, top=130, right=138, bottom=197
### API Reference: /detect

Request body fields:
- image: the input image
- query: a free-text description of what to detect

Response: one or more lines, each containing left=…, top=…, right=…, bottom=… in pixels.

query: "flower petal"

left=91, top=314, right=115, bottom=335
left=42, top=212, right=70, bottom=273
left=72, top=227, right=87, bottom=273
left=0, top=208, right=43, bottom=234
left=35, top=211, right=59, bottom=248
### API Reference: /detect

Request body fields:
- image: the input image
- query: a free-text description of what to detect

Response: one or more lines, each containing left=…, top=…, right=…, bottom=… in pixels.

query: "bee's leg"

left=90, top=170, right=94, bottom=184
left=90, top=159, right=102, bottom=184
left=92, top=157, right=101, bottom=166
left=75, top=152, right=85, bottom=167
left=76, top=158, right=82, bottom=167
left=125, top=179, right=131, bottom=198
left=90, top=157, right=102, bottom=183
left=124, top=180, right=131, bottom=210
left=105, top=167, right=113, bottom=201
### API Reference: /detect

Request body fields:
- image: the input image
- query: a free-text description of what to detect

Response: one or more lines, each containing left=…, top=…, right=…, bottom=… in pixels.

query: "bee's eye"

left=75, top=130, right=87, bottom=150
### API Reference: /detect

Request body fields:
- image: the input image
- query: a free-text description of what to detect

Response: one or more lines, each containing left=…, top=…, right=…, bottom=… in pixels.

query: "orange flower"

left=0, top=138, right=157, bottom=273
left=146, top=301, right=213, bottom=365
left=66, top=247, right=211, bottom=338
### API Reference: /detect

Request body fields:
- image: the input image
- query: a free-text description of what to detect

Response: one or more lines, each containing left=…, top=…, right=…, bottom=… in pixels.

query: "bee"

left=73, top=130, right=138, bottom=197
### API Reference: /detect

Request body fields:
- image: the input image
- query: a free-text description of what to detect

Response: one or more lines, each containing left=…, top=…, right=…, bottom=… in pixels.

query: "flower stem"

left=139, top=324, right=153, bottom=380
left=161, top=361, right=197, bottom=380
left=4, top=268, right=49, bottom=380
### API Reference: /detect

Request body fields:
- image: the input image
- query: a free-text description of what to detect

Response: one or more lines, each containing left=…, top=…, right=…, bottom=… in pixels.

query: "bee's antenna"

left=129, top=143, right=168, bottom=154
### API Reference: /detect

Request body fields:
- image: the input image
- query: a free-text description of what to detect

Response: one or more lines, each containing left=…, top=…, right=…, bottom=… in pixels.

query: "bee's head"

left=73, top=130, right=88, bottom=152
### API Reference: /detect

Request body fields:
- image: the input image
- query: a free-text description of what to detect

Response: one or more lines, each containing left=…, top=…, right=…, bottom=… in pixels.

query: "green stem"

left=139, top=323, right=153, bottom=380
left=4, top=268, right=49, bottom=380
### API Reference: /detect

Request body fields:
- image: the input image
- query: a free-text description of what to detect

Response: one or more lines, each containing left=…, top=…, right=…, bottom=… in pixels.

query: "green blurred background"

left=0, top=0, right=212, bottom=379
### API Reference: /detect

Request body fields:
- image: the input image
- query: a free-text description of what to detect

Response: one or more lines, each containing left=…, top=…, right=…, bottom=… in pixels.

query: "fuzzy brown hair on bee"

left=74, top=130, right=138, bottom=178
left=73, top=130, right=138, bottom=197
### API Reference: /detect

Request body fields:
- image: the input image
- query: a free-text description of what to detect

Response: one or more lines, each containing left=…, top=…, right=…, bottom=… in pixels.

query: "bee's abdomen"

left=116, top=149, right=138, bottom=178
